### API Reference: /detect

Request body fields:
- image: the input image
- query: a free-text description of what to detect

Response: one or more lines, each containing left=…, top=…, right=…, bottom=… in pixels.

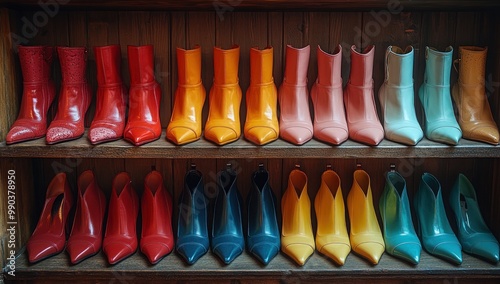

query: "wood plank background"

left=1, top=8, right=500, bottom=280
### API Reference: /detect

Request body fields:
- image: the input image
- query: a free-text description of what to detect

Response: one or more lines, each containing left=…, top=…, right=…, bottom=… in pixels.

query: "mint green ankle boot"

left=378, top=46, right=423, bottom=145
left=449, top=174, right=499, bottom=263
left=419, top=46, right=462, bottom=145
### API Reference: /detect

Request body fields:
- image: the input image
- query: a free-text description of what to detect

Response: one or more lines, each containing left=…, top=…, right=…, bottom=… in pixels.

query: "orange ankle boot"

left=204, top=45, right=242, bottom=145
left=167, top=46, right=206, bottom=145
left=244, top=46, right=279, bottom=145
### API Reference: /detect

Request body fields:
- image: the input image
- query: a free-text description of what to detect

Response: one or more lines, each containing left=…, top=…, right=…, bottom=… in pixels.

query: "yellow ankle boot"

left=244, top=46, right=279, bottom=145
left=314, top=168, right=350, bottom=265
left=204, top=45, right=242, bottom=145
left=281, top=168, right=315, bottom=266
left=347, top=168, right=385, bottom=264
left=452, top=46, right=499, bottom=145
left=166, top=46, right=206, bottom=145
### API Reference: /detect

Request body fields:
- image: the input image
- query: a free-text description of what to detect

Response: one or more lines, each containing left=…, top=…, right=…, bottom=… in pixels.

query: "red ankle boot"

left=67, top=170, right=107, bottom=264
left=26, top=173, right=73, bottom=263
left=343, top=45, right=384, bottom=146
left=89, top=45, right=127, bottom=144
left=123, top=45, right=162, bottom=146
left=46, top=47, right=92, bottom=144
left=6, top=46, right=55, bottom=144
left=140, top=171, right=174, bottom=264
left=103, top=172, right=139, bottom=265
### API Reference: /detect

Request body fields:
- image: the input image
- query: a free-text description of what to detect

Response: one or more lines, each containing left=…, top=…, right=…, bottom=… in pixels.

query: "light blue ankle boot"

left=379, top=46, right=423, bottom=145
left=419, top=46, right=462, bottom=145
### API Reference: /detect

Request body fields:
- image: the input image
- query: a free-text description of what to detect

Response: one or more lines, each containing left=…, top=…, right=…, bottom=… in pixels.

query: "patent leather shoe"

left=449, top=174, right=499, bottom=263
left=247, top=164, right=280, bottom=265
left=27, top=173, right=73, bottom=263
left=176, top=165, right=209, bottom=264
left=211, top=164, right=244, bottom=264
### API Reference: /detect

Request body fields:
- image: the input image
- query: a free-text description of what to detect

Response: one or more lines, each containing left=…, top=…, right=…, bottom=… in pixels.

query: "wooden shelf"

left=3, top=0, right=500, bottom=11
left=0, top=132, right=499, bottom=159
left=7, top=248, right=500, bottom=282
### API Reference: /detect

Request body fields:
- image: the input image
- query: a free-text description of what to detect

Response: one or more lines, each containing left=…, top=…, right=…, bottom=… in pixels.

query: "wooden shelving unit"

left=1, top=1, right=500, bottom=283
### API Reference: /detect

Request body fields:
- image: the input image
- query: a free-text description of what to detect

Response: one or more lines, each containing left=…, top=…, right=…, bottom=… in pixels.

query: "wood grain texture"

left=4, top=0, right=500, bottom=10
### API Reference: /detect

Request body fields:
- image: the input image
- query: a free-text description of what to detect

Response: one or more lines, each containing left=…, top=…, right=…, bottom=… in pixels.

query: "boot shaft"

left=19, top=46, right=54, bottom=83
left=283, top=45, right=310, bottom=86
left=177, top=46, right=202, bottom=85
left=385, top=45, right=413, bottom=87
left=127, top=45, right=156, bottom=85
left=316, top=45, right=342, bottom=87
left=424, top=46, right=453, bottom=86
left=94, top=45, right=122, bottom=86
left=250, top=46, right=273, bottom=85
left=457, top=46, right=487, bottom=85
left=349, top=45, right=374, bottom=87
left=213, top=45, right=240, bottom=85
left=57, top=47, right=87, bottom=84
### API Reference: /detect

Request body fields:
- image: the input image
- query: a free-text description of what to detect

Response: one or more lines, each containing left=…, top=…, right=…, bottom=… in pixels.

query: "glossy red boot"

left=6, top=46, right=55, bottom=144
left=67, top=170, right=107, bottom=264
left=89, top=45, right=127, bottom=144
left=344, top=45, right=384, bottom=146
left=123, top=45, right=162, bottom=146
left=141, top=171, right=174, bottom=264
left=46, top=47, right=91, bottom=144
left=26, top=173, right=73, bottom=263
left=103, top=172, right=139, bottom=265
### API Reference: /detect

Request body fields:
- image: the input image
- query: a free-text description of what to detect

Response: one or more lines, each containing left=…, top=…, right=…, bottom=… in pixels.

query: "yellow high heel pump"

left=347, top=166, right=385, bottom=264
left=281, top=167, right=315, bottom=266
left=314, top=167, right=351, bottom=265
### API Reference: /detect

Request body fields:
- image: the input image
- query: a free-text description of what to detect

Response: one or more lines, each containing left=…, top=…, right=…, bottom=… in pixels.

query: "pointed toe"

left=46, top=127, right=75, bottom=144
left=205, top=127, right=238, bottom=145
left=354, top=243, right=385, bottom=264
left=430, top=126, right=462, bottom=145
left=316, top=128, right=348, bottom=145
left=433, top=242, right=462, bottom=265
left=280, top=127, right=312, bottom=145
left=283, top=244, right=314, bottom=266
left=320, top=243, right=351, bottom=265
left=470, top=241, right=500, bottom=263
left=390, top=127, right=423, bottom=145
left=213, top=243, right=243, bottom=264
left=27, top=241, right=60, bottom=263
left=353, top=128, right=384, bottom=146
left=141, top=243, right=171, bottom=264
left=393, top=243, right=421, bottom=265
left=167, top=127, right=198, bottom=145
left=470, top=126, right=499, bottom=145
left=251, top=244, right=279, bottom=265
left=177, top=243, right=208, bottom=264
left=104, top=243, right=135, bottom=265
left=124, top=127, right=158, bottom=146
left=6, top=126, right=37, bottom=144
left=67, top=241, right=97, bottom=264
left=245, top=127, right=278, bottom=145
left=89, top=127, right=118, bottom=144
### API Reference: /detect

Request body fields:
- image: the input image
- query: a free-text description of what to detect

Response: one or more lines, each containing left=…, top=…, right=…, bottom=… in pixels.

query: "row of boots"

left=8, top=44, right=499, bottom=147
left=26, top=164, right=499, bottom=267
left=281, top=166, right=499, bottom=267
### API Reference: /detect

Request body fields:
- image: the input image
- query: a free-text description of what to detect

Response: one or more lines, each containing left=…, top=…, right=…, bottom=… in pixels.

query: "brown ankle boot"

left=452, top=46, right=499, bottom=145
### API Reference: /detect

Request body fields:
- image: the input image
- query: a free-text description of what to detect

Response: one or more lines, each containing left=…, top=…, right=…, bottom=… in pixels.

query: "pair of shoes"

left=6, top=46, right=92, bottom=145
left=103, top=171, right=173, bottom=265
left=26, top=170, right=107, bottom=264
left=168, top=46, right=280, bottom=146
